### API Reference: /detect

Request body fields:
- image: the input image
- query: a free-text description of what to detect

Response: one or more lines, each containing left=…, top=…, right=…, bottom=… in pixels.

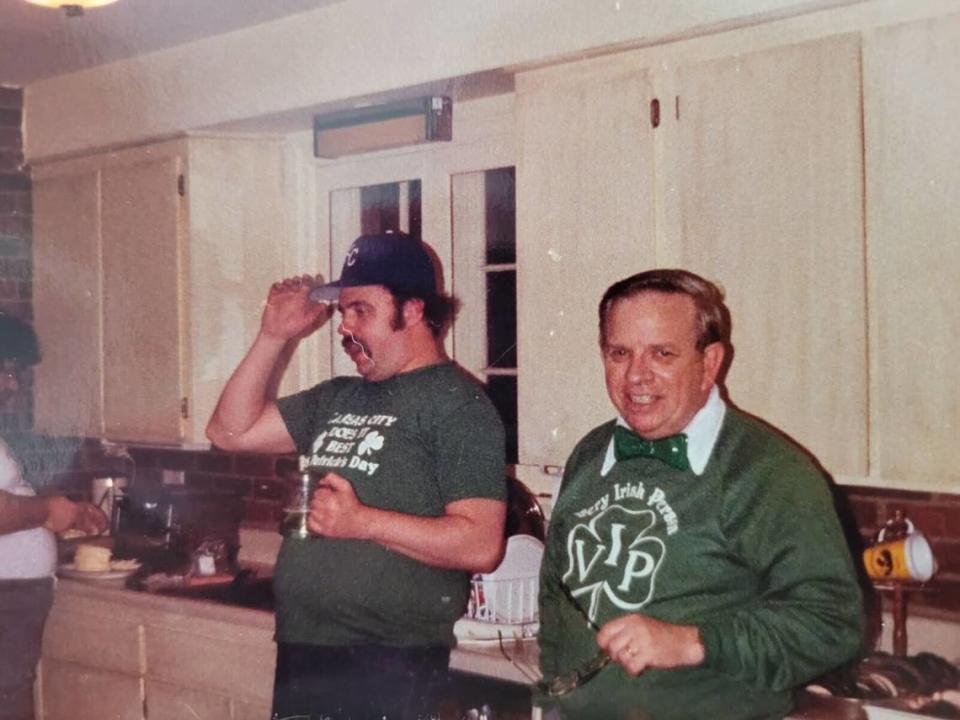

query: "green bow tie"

left=613, top=425, right=690, bottom=471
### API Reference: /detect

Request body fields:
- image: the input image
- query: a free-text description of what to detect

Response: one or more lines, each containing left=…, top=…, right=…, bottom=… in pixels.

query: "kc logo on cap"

left=345, top=246, right=360, bottom=267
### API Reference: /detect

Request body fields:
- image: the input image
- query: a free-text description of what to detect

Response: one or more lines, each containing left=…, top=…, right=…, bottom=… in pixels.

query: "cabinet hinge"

left=180, top=397, right=189, bottom=419
left=177, top=174, right=186, bottom=196
left=650, top=98, right=661, bottom=128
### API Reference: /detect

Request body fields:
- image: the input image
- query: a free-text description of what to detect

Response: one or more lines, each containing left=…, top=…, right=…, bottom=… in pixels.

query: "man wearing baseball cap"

left=207, top=231, right=507, bottom=719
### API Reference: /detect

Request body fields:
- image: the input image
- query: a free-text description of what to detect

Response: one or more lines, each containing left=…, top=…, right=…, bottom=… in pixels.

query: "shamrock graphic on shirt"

left=563, top=505, right=666, bottom=622
left=358, top=431, right=384, bottom=456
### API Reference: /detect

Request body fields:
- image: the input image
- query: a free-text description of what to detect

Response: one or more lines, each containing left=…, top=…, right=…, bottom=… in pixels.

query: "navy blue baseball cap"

left=309, top=231, right=438, bottom=302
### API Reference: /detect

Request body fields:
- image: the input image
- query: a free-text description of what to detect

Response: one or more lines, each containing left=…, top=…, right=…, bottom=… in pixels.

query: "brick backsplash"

left=842, top=485, right=960, bottom=620
left=15, top=431, right=959, bottom=619
left=125, top=445, right=298, bottom=531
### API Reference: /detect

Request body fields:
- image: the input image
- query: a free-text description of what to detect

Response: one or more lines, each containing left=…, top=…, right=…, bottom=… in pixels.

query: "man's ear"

left=701, top=342, right=725, bottom=390
left=403, top=297, right=426, bottom=326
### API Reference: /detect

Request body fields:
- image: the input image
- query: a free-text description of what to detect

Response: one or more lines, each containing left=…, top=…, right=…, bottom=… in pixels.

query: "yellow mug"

left=863, top=523, right=937, bottom=582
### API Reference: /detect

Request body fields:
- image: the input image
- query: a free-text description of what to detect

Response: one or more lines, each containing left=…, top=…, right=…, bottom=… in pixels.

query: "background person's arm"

left=0, top=489, right=49, bottom=534
left=0, top=491, right=106, bottom=535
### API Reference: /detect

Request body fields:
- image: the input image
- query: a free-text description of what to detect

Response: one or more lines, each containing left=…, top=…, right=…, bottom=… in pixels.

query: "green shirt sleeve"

left=276, top=381, right=331, bottom=456
left=430, top=393, right=508, bottom=503
left=697, top=454, right=865, bottom=691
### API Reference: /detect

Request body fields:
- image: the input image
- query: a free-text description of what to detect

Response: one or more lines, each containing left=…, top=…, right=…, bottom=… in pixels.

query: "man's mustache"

left=342, top=332, right=373, bottom=361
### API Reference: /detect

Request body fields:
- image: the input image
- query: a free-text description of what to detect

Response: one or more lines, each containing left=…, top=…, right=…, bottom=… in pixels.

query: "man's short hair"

left=0, top=314, right=40, bottom=365
left=598, top=269, right=730, bottom=351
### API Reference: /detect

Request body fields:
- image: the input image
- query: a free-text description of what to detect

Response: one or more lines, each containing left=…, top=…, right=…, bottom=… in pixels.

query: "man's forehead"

left=606, top=292, right=698, bottom=340
left=338, top=284, right=391, bottom=305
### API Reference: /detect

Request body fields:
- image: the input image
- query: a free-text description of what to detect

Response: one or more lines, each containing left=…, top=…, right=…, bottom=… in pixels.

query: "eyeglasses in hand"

left=538, top=583, right=612, bottom=697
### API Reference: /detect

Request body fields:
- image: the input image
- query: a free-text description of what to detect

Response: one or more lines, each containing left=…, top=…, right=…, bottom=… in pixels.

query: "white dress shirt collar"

left=600, top=385, right=726, bottom=477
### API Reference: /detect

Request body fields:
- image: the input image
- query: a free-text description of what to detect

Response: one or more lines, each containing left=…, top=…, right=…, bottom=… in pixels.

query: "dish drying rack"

left=465, top=574, right=539, bottom=626
left=455, top=534, right=543, bottom=644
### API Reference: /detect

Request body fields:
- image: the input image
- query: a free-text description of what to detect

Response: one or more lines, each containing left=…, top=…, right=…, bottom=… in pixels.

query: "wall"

left=0, top=87, right=121, bottom=486
left=22, top=0, right=861, bottom=161
left=17, top=0, right=960, bottom=645
left=0, top=86, right=32, bottom=433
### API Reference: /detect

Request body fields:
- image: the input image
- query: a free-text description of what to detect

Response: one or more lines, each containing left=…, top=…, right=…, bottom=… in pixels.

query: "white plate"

left=58, top=563, right=140, bottom=581
left=863, top=706, right=930, bottom=720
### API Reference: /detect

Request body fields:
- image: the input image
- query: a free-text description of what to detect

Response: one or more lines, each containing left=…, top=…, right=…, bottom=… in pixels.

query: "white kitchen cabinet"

left=31, top=136, right=287, bottom=444
left=38, top=581, right=275, bottom=720
left=145, top=679, right=233, bottom=720
left=39, top=658, right=145, bottom=720
left=38, top=590, right=145, bottom=720
left=667, top=35, right=868, bottom=478
left=39, top=580, right=540, bottom=720
left=100, top=156, right=185, bottom=441
left=32, top=170, right=103, bottom=437
left=143, top=620, right=275, bottom=715
left=514, top=63, right=658, bottom=468
left=514, top=35, right=867, bottom=476
left=863, top=13, right=960, bottom=492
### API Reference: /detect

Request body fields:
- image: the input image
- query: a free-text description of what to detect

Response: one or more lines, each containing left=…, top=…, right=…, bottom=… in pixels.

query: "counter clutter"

left=809, top=653, right=960, bottom=719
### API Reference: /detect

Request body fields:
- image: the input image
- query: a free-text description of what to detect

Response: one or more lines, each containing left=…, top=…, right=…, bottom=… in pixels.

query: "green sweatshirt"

left=538, top=407, right=864, bottom=720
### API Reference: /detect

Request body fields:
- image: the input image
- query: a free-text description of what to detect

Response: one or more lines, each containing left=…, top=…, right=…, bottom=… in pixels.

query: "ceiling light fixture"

left=24, top=0, right=121, bottom=17
left=313, top=96, right=453, bottom=159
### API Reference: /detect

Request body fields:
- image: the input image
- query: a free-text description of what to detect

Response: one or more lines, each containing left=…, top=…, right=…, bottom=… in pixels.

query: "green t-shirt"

left=538, top=408, right=864, bottom=720
left=274, top=362, right=506, bottom=648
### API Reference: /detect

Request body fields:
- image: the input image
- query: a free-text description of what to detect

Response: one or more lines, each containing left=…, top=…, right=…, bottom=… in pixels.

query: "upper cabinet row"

left=29, top=8, right=959, bottom=494
left=515, top=12, right=960, bottom=493
left=32, top=137, right=287, bottom=445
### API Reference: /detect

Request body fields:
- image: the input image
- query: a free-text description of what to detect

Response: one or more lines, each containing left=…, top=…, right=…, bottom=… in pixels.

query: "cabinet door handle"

left=180, top=397, right=189, bottom=419
left=650, top=98, right=661, bottom=128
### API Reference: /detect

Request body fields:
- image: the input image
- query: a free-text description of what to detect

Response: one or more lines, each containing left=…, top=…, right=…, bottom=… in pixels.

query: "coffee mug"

left=90, top=477, right=127, bottom=535
left=863, top=522, right=937, bottom=582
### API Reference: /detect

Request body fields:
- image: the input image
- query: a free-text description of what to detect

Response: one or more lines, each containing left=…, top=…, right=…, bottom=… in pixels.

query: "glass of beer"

left=280, top=469, right=325, bottom=539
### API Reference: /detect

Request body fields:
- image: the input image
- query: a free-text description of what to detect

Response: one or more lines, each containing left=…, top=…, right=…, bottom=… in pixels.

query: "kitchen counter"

left=44, top=578, right=897, bottom=720
left=50, top=577, right=537, bottom=680
left=41, top=576, right=539, bottom=719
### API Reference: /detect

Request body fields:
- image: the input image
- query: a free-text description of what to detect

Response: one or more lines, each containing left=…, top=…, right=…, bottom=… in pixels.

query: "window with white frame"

left=325, top=169, right=518, bottom=463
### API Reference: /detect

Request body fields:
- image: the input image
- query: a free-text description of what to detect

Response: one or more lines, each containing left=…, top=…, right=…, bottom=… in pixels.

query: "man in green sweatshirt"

left=537, top=269, right=864, bottom=720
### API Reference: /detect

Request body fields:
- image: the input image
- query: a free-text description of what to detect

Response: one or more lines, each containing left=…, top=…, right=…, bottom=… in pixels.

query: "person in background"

left=206, top=232, right=507, bottom=719
left=0, top=314, right=107, bottom=720
left=537, top=270, right=864, bottom=720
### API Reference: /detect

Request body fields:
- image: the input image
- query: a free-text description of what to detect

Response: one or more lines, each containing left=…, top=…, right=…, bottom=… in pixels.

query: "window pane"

left=360, top=182, right=399, bottom=234
left=359, top=180, right=421, bottom=238
left=486, top=375, right=518, bottom=464
left=486, top=270, right=517, bottom=368
left=485, top=167, right=515, bottom=265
